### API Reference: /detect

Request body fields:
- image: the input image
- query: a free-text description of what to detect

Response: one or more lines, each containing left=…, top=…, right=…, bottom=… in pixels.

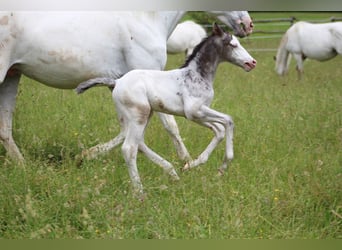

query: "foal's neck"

left=187, top=43, right=221, bottom=83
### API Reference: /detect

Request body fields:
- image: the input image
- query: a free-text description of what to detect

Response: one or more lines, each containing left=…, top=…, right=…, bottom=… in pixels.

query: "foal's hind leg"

left=77, top=109, right=190, bottom=164
left=0, top=74, right=24, bottom=164
left=121, top=119, right=152, bottom=195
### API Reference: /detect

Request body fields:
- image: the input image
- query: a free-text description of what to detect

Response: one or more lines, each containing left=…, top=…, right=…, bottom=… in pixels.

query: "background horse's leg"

left=0, top=74, right=24, bottom=164
left=293, top=53, right=304, bottom=80
left=157, top=113, right=191, bottom=161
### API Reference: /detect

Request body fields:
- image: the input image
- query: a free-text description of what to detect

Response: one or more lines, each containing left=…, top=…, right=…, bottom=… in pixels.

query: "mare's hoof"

left=74, top=154, right=84, bottom=167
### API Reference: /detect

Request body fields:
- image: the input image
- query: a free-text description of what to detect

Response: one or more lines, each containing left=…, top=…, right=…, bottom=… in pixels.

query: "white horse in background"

left=76, top=23, right=257, bottom=195
left=275, top=21, right=342, bottom=78
left=167, top=20, right=207, bottom=57
left=0, top=11, right=253, bottom=163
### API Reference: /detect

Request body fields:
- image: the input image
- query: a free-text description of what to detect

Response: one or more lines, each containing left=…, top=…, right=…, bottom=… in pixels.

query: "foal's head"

left=181, top=23, right=256, bottom=74
left=212, top=23, right=256, bottom=72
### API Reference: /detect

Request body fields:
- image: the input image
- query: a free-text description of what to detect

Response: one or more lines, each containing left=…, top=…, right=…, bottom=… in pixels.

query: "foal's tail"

left=76, top=77, right=117, bottom=94
left=275, top=31, right=291, bottom=76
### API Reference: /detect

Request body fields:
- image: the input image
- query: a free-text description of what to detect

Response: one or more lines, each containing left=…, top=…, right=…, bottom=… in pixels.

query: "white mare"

left=0, top=11, right=253, bottom=163
left=76, top=23, right=257, bottom=195
left=275, top=21, right=342, bottom=78
left=167, top=20, right=207, bottom=57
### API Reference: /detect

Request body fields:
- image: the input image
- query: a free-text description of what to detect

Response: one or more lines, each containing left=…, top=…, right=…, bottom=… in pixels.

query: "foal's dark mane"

left=180, top=34, right=215, bottom=69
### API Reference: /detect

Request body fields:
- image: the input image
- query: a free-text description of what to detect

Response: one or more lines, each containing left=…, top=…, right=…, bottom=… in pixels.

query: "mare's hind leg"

left=76, top=107, right=128, bottom=162
left=0, top=74, right=24, bottom=163
left=157, top=112, right=191, bottom=161
left=76, top=132, right=125, bottom=165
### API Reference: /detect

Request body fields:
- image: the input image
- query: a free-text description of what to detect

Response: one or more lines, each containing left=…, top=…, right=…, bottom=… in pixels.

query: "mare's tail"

left=76, top=77, right=117, bottom=94
left=275, top=31, right=291, bottom=76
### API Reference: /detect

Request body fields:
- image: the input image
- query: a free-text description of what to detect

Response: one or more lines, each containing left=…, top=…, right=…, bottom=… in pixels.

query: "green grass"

left=0, top=12, right=341, bottom=239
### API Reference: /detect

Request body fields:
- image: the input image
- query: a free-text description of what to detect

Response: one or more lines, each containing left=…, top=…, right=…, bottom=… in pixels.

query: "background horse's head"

left=208, top=11, right=254, bottom=37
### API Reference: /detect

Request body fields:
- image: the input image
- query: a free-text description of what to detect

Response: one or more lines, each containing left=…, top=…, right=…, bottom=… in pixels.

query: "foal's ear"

left=212, top=22, right=224, bottom=36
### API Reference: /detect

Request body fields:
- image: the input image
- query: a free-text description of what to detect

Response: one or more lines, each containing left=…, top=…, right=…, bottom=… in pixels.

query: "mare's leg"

left=0, top=74, right=24, bottom=163
left=183, top=106, right=234, bottom=173
left=138, top=142, right=179, bottom=180
left=157, top=112, right=191, bottom=161
left=77, top=108, right=128, bottom=162
left=77, top=132, right=125, bottom=161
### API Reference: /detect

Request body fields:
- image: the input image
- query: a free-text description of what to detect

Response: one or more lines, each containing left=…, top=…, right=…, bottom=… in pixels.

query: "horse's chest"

left=183, top=77, right=213, bottom=101
left=180, top=70, right=211, bottom=97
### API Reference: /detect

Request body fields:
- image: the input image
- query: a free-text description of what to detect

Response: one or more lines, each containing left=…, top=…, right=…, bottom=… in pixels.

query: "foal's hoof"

left=182, top=162, right=191, bottom=172
left=138, top=193, right=147, bottom=202
left=217, top=168, right=225, bottom=176
left=171, top=174, right=180, bottom=181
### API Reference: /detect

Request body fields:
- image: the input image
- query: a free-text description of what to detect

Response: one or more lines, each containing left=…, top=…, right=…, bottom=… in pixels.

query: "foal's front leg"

left=183, top=121, right=225, bottom=170
left=183, top=106, right=234, bottom=173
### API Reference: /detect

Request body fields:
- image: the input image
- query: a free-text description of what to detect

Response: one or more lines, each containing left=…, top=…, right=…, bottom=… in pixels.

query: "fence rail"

left=201, top=15, right=342, bottom=52
left=253, top=16, right=342, bottom=24
left=203, top=16, right=342, bottom=35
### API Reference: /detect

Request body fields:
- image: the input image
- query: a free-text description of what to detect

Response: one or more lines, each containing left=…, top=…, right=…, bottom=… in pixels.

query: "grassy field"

left=0, top=13, right=341, bottom=239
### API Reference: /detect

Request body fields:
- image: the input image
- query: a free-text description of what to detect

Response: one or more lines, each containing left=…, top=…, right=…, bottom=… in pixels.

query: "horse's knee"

left=213, top=124, right=225, bottom=141
left=223, top=115, right=234, bottom=130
